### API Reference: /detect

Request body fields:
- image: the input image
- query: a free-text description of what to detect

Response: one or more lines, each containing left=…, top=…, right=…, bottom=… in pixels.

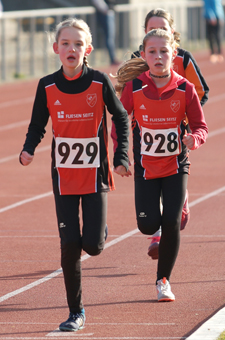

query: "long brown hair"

left=144, top=8, right=180, bottom=44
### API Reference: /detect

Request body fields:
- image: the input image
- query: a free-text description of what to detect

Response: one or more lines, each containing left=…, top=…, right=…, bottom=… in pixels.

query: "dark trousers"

left=135, top=173, right=188, bottom=281
left=54, top=192, right=107, bottom=313
left=206, top=18, right=222, bottom=55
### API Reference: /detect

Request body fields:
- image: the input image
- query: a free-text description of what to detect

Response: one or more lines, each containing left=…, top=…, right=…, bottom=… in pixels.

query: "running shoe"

left=105, top=224, right=108, bottom=241
left=147, top=236, right=160, bottom=260
left=59, top=310, right=85, bottom=332
left=156, top=277, right=175, bottom=302
left=180, top=190, right=190, bottom=231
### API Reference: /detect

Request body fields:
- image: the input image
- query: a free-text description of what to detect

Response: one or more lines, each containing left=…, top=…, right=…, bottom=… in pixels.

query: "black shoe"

left=59, top=310, right=85, bottom=332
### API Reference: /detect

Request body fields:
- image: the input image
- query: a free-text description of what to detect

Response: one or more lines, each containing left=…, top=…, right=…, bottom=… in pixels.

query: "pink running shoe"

left=180, top=190, right=190, bottom=231
left=147, top=236, right=160, bottom=260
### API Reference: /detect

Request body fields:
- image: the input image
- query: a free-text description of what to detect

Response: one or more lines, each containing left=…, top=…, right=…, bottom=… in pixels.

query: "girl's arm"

left=102, top=74, right=130, bottom=171
left=183, top=49, right=209, bottom=107
left=20, top=79, right=50, bottom=164
left=111, top=82, right=134, bottom=153
left=184, top=83, right=208, bottom=150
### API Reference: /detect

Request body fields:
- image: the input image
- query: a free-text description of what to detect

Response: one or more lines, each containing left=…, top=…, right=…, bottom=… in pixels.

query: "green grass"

left=217, top=330, right=225, bottom=340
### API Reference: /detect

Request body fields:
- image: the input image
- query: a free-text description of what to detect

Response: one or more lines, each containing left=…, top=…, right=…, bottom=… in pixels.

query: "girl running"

left=114, top=29, right=208, bottom=301
left=112, top=8, right=209, bottom=259
left=20, top=18, right=130, bottom=332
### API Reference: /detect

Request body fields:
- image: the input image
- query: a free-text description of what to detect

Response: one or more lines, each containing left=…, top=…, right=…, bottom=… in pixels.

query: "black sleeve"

left=183, top=50, right=209, bottom=106
left=102, top=74, right=129, bottom=170
left=22, top=78, right=50, bottom=155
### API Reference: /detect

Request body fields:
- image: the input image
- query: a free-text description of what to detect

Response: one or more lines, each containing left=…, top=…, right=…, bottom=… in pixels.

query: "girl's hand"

left=113, top=165, right=132, bottom=177
left=182, top=132, right=195, bottom=150
left=20, top=151, right=34, bottom=166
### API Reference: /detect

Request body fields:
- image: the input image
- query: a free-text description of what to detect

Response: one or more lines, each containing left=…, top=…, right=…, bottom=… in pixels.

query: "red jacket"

left=112, top=70, right=208, bottom=179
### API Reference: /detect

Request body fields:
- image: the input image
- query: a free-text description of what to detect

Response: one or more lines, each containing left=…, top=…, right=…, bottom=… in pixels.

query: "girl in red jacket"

left=114, top=8, right=209, bottom=260
left=114, top=29, right=208, bottom=301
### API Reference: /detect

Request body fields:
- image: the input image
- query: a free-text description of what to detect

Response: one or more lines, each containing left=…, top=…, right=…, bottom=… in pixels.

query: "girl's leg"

left=135, top=178, right=162, bottom=235
left=157, top=173, right=188, bottom=281
left=54, top=194, right=83, bottom=314
left=206, top=21, right=215, bottom=55
left=82, top=192, right=107, bottom=256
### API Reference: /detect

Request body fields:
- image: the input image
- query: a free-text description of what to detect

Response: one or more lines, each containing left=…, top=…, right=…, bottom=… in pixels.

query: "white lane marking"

left=0, top=185, right=224, bottom=304
left=0, top=191, right=52, bottom=213
left=188, top=186, right=225, bottom=208
left=0, top=268, right=62, bottom=303
left=186, top=308, right=225, bottom=340
left=0, top=120, right=30, bottom=132
left=206, top=127, right=225, bottom=138
left=0, top=145, right=50, bottom=164
left=206, top=93, right=225, bottom=104
left=0, top=96, right=33, bottom=109
left=206, top=71, right=225, bottom=82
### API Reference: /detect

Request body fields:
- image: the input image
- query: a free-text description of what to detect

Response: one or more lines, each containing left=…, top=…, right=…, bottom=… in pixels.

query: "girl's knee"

left=82, top=240, right=104, bottom=256
left=137, top=218, right=160, bottom=235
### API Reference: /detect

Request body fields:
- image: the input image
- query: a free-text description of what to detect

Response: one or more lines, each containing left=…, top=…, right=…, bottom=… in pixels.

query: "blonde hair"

left=55, top=18, right=93, bottom=66
left=144, top=8, right=180, bottom=44
left=114, top=29, right=176, bottom=95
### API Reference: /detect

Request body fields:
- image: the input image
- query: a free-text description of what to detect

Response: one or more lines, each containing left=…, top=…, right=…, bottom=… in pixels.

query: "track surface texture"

left=0, top=51, right=225, bottom=340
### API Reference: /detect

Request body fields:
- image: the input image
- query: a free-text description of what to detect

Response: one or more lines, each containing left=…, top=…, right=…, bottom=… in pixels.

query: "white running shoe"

left=156, top=277, right=175, bottom=302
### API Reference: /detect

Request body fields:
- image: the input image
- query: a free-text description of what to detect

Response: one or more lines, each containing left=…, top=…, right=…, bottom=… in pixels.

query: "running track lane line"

left=0, top=185, right=225, bottom=303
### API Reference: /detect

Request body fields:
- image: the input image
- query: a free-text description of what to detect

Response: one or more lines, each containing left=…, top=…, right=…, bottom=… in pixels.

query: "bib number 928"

left=55, top=137, right=100, bottom=168
left=141, top=127, right=180, bottom=157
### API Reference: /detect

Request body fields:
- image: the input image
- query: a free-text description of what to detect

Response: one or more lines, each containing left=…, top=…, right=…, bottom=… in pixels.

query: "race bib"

left=141, top=127, right=180, bottom=157
left=55, top=137, right=100, bottom=168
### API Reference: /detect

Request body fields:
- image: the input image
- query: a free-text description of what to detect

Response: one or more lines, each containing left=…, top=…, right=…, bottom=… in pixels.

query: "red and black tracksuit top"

left=22, top=66, right=129, bottom=195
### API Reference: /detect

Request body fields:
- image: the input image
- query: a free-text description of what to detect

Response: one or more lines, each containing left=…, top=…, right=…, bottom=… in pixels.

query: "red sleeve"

left=120, top=82, right=134, bottom=114
left=185, top=82, right=208, bottom=150
left=111, top=81, right=134, bottom=153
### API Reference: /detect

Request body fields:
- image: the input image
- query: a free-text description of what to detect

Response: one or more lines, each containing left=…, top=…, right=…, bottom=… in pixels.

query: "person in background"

left=114, top=29, right=208, bottom=301
left=203, top=0, right=224, bottom=63
left=91, top=0, right=120, bottom=65
left=19, top=17, right=130, bottom=332
left=111, top=8, right=209, bottom=260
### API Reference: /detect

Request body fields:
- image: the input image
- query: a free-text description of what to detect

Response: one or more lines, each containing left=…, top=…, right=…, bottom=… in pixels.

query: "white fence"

left=0, top=1, right=224, bottom=82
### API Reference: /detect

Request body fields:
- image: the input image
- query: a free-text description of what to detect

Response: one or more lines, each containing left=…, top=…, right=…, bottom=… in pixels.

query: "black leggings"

left=135, top=173, right=188, bottom=281
left=206, top=18, right=222, bottom=55
left=54, top=192, right=107, bottom=313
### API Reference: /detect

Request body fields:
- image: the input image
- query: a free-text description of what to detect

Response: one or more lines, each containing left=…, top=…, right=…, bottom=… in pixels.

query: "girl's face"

left=141, top=36, right=175, bottom=76
left=145, top=16, right=173, bottom=35
left=53, top=26, right=92, bottom=77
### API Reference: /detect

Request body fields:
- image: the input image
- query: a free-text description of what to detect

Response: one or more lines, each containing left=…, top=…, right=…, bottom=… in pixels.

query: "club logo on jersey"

left=142, top=115, right=148, bottom=122
left=86, top=94, right=97, bottom=107
left=57, top=111, right=64, bottom=119
left=170, top=100, right=180, bottom=113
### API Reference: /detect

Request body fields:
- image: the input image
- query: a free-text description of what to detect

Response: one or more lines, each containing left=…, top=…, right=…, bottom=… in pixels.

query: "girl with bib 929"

left=19, top=18, right=130, bottom=332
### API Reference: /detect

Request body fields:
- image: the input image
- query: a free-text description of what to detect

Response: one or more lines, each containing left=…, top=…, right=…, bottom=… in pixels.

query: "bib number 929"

left=141, top=127, right=180, bottom=157
left=55, top=137, right=100, bottom=168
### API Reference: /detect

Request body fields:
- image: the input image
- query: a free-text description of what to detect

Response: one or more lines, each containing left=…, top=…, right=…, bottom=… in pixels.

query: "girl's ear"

left=53, top=42, right=59, bottom=54
left=140, top=50, right=146, bottom=60
left=172, top=48, right=177, bottom=60
left=85, top=45, right=93, bottom=56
